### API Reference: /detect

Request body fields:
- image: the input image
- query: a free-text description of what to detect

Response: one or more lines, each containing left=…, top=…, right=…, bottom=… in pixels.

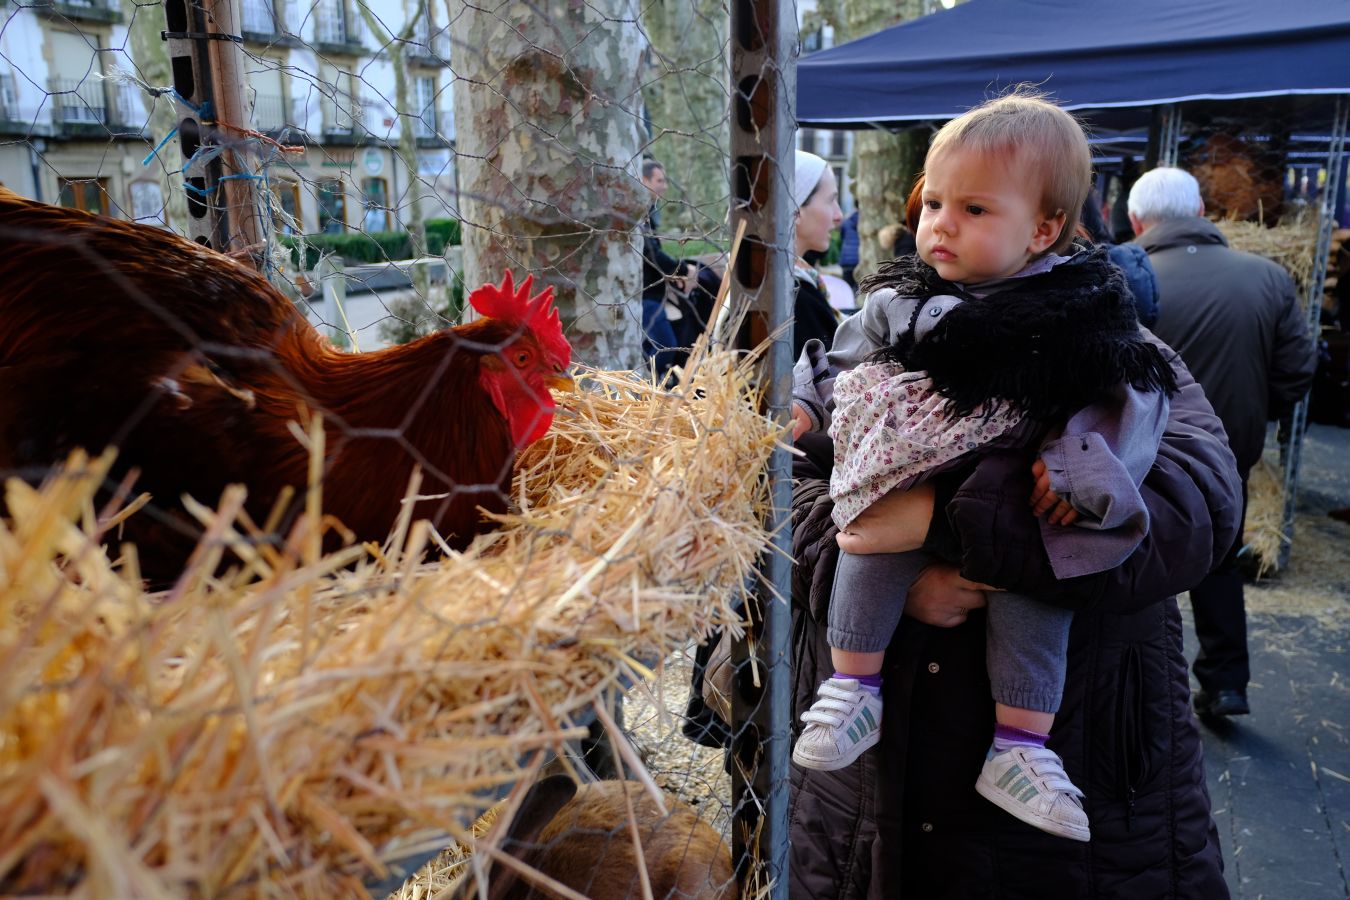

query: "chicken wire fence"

left=0, top=0, right=797, bottom=895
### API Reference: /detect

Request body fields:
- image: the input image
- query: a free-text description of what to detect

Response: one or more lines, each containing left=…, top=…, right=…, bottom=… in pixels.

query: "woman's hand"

left=904, top=562, right=996, bottom=628
left=835, top=484, right=935, bottom=555
left=791, top=403, right=812, bottom=441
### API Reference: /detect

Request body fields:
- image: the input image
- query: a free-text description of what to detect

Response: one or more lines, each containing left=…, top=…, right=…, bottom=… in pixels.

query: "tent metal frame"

left=1152, top=96, right=1348, bottom=569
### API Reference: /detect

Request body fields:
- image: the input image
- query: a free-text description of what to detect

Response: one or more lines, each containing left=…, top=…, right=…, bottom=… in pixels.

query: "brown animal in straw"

left=448, top=776, right=734, bottom=900
left=0, top=187, right=572, bottom=584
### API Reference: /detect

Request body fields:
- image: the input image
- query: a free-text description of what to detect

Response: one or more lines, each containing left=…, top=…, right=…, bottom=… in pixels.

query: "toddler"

left=789, top=91, right=1177, bottom=844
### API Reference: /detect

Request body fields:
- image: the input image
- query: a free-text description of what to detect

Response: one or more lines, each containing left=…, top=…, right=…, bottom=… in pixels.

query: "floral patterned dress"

left=828, top=361, right=1024, bottom=529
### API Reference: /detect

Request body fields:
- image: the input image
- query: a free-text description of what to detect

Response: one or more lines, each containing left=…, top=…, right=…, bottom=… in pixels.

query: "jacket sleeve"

left=1107, top=242, right=1160, bottom=327
left=1266, top=269, right=1317, bottom=418
left=643, top=234, right=682, bottom=278
left=929, top=344, right=1242, bottom=613
left=791, top=288, right=918, bottom=433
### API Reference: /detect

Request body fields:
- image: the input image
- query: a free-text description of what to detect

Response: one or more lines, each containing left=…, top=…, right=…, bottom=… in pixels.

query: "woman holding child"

left=787, top=92, right=1238, bottom=897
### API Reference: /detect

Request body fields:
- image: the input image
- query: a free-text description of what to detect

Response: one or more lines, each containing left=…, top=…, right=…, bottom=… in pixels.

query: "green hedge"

left=280, top=218, right=461, bottom=270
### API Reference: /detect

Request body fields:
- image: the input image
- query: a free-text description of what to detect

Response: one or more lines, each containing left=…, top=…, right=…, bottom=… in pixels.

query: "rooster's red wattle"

left=0, top=187, right=572, bottom=584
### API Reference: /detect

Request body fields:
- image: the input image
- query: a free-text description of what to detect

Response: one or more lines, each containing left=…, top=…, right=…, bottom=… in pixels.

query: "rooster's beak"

left=545, top=372, right=574, bottom=392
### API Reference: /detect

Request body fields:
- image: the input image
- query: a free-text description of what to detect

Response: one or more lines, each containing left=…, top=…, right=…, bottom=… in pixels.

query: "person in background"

left=640, top=159, right=696, bottom=379
left=1129, top=166, right=1317, bottom=719
left=1080, top=189, right=1160, bottom=327
left=792, top=151, right=845, bottom=360
left=839, top=208, right=860, bottom=290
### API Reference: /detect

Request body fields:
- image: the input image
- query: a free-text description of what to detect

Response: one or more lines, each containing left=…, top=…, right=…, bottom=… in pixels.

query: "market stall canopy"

left=797, top=0, right=1350, bottom=129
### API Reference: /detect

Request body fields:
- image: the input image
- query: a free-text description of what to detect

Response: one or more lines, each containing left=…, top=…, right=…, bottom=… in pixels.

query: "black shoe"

left=1193, top=688, right=1250, bottom=718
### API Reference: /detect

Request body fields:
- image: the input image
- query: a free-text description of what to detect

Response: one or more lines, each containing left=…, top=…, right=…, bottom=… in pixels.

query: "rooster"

left=0, top=187, right=572, bottom=583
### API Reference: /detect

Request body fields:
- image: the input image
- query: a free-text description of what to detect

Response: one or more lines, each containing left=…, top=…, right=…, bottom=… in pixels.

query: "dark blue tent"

left=797, top=0, right=1350, bottom=128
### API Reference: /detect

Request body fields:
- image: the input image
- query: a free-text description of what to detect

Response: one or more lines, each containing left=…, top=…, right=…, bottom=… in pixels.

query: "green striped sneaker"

left=791, top=677, right=883, bottom=771
left=975, top=745, right=1090, bottom=842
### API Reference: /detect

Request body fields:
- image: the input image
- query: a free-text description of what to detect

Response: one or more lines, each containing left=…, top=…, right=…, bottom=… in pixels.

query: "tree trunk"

left=447, top=0, right=648, bottom=370
left=124, top=0, right=189, bottom=234
left=639, top=0, right=728, bottom=237
left=359, top=0, right=426, bottom=293
left=837, top=0, right=926, bottom=282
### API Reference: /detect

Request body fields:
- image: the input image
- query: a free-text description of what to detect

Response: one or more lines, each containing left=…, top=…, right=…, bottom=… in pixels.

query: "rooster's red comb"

left=467, top=271, right=571, bottom=366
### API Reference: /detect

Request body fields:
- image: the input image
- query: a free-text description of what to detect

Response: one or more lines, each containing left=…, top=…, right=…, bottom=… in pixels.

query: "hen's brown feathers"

left=0, top=187, right=560, bottom=584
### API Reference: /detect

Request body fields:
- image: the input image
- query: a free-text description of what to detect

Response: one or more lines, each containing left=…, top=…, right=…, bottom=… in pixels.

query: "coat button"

left=922, top=822, right=934, bottom=832
left=928, top=306, right=942, bottom=317
left=1187, top=245, right=1197, bottom=254
left=927, top=662, right=940, bottom=674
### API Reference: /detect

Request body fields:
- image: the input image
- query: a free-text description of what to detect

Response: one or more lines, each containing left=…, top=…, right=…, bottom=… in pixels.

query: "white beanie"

left=794, top=150, right=829, bottom=209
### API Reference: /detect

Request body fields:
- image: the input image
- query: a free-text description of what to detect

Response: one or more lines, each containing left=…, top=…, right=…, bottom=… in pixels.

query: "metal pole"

left=727, top=0, right=794, bottom=896
left=1277, top=95, right=1347, bottom=568
left=1157, top=104, right=1181, bottom=167
left=161, top=0, right=263, bottom=263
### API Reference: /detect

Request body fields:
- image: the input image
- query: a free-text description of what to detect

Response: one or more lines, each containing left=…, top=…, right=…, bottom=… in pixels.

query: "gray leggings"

left=827, top=549, right=1070, bottom=713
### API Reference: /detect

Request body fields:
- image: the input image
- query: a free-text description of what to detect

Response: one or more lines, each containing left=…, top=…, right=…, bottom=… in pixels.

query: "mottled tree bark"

left=447, top=0, right=648, bottom=370
left=639, top=0, right=728, bottom=237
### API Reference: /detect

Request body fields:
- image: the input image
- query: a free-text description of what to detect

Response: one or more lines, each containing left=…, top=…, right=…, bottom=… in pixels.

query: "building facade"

left=0, top=0, right=455, bottom=235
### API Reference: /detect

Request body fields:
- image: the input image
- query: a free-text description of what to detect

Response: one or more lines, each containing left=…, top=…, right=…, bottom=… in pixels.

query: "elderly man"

left=1128, top=167, right=1316, bottom=719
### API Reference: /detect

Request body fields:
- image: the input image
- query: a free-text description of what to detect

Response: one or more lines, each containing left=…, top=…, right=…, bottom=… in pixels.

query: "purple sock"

left=835, top=671, right=882, bottom=695
left=992, top=723, right=1049, bottom=752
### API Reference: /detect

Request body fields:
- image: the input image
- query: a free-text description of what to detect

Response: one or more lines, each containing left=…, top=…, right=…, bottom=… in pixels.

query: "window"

left=58, top=177, right=109, bottom=214
left=272, top=179, right=302, bottom=234
left=830, top=130, right=847, bottom=157
left=415, top=75, right=437, bottom=137
left=799, top=128, right=817, bottom=155
left=361, top=177, right=389, bottom=231
left=49, top=31, right=106, bottom=125
left=249, top=62, right=286, bottom=131
left=129, top=180, right=166, bottom=225
left=319, top=64, right=359, bottom=133
left=317, top=179, right=346, bottom=233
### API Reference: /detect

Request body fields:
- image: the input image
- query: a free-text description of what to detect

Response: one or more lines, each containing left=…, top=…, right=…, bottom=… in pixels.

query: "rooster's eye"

left=513, top=350, right=531, bottom=367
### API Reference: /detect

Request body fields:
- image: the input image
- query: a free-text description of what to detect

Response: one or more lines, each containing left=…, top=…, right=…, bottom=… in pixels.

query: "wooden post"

left=161, top=0, right=263, bottom=264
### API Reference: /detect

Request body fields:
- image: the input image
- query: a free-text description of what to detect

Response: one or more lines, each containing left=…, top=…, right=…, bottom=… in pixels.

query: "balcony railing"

left=112, top=82, right=141, bottom=128
left=414, top=109, right=437, bottom=138
left=50, top=78, right=144, bottom=131
left=31, top=0, right=122, bottom=22
left=409, top=21, right=450, bottom=62
left=321, top=96, right=363, bottom=139
left=252, top=92, right=287, bottom=131
left=0, top=74, right=18, bottom=122
left=51, top=78, right=107, bottom=127
left=241, top=0, right=288, bottom=35
left=316, top=4, right=362, bottom=49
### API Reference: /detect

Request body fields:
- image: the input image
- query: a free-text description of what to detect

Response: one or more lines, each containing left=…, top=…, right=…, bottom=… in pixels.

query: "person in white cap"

left=791, top=150, right=845, bottom=359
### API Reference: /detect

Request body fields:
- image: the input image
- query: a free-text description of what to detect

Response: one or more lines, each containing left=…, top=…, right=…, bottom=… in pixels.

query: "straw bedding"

left=0, top=348, right=778, bottom=897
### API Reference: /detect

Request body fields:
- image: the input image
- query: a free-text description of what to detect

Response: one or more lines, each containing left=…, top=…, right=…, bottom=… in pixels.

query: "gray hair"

left=1127, top=167, right=1203, bottom=225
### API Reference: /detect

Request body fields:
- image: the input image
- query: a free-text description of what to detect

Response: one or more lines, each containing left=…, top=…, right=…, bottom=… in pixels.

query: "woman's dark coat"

left=788, top=341, right=1242, bottom=899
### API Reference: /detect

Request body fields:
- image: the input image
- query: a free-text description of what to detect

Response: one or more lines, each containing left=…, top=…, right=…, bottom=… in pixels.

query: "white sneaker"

left=975, top=745, right=1091, bottom=842
left=791, top=677, right=882, bottom=771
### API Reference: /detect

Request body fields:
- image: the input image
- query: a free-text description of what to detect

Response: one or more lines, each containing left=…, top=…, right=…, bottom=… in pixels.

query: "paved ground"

left=1183, top=422, right=1350, bottom=899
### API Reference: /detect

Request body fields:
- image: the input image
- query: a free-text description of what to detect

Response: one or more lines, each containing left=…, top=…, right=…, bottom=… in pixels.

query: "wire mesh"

left=0, top=0, right=795, bottom=895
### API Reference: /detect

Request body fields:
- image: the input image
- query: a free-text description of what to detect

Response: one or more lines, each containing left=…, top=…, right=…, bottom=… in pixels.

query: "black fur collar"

left=863, top=245, right=1177, bottom=421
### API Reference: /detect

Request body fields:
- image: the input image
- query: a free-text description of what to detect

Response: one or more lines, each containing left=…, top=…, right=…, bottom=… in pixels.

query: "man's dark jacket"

left=788, top=345, right=1241, bottom=899
left=1138, top=217, right=1315, bottom=473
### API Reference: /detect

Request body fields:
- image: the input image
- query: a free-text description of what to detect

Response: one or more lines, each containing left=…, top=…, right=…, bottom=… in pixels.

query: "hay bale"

left=1215, top=214, right=1318, bottom=309
left=0, top=348, right=779, bottom=896
left=1242, top=454, right=1287, bottom=579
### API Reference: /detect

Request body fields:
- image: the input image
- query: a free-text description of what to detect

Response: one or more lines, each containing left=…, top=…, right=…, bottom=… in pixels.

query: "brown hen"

left=0, top=187, right=572, bottom=584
